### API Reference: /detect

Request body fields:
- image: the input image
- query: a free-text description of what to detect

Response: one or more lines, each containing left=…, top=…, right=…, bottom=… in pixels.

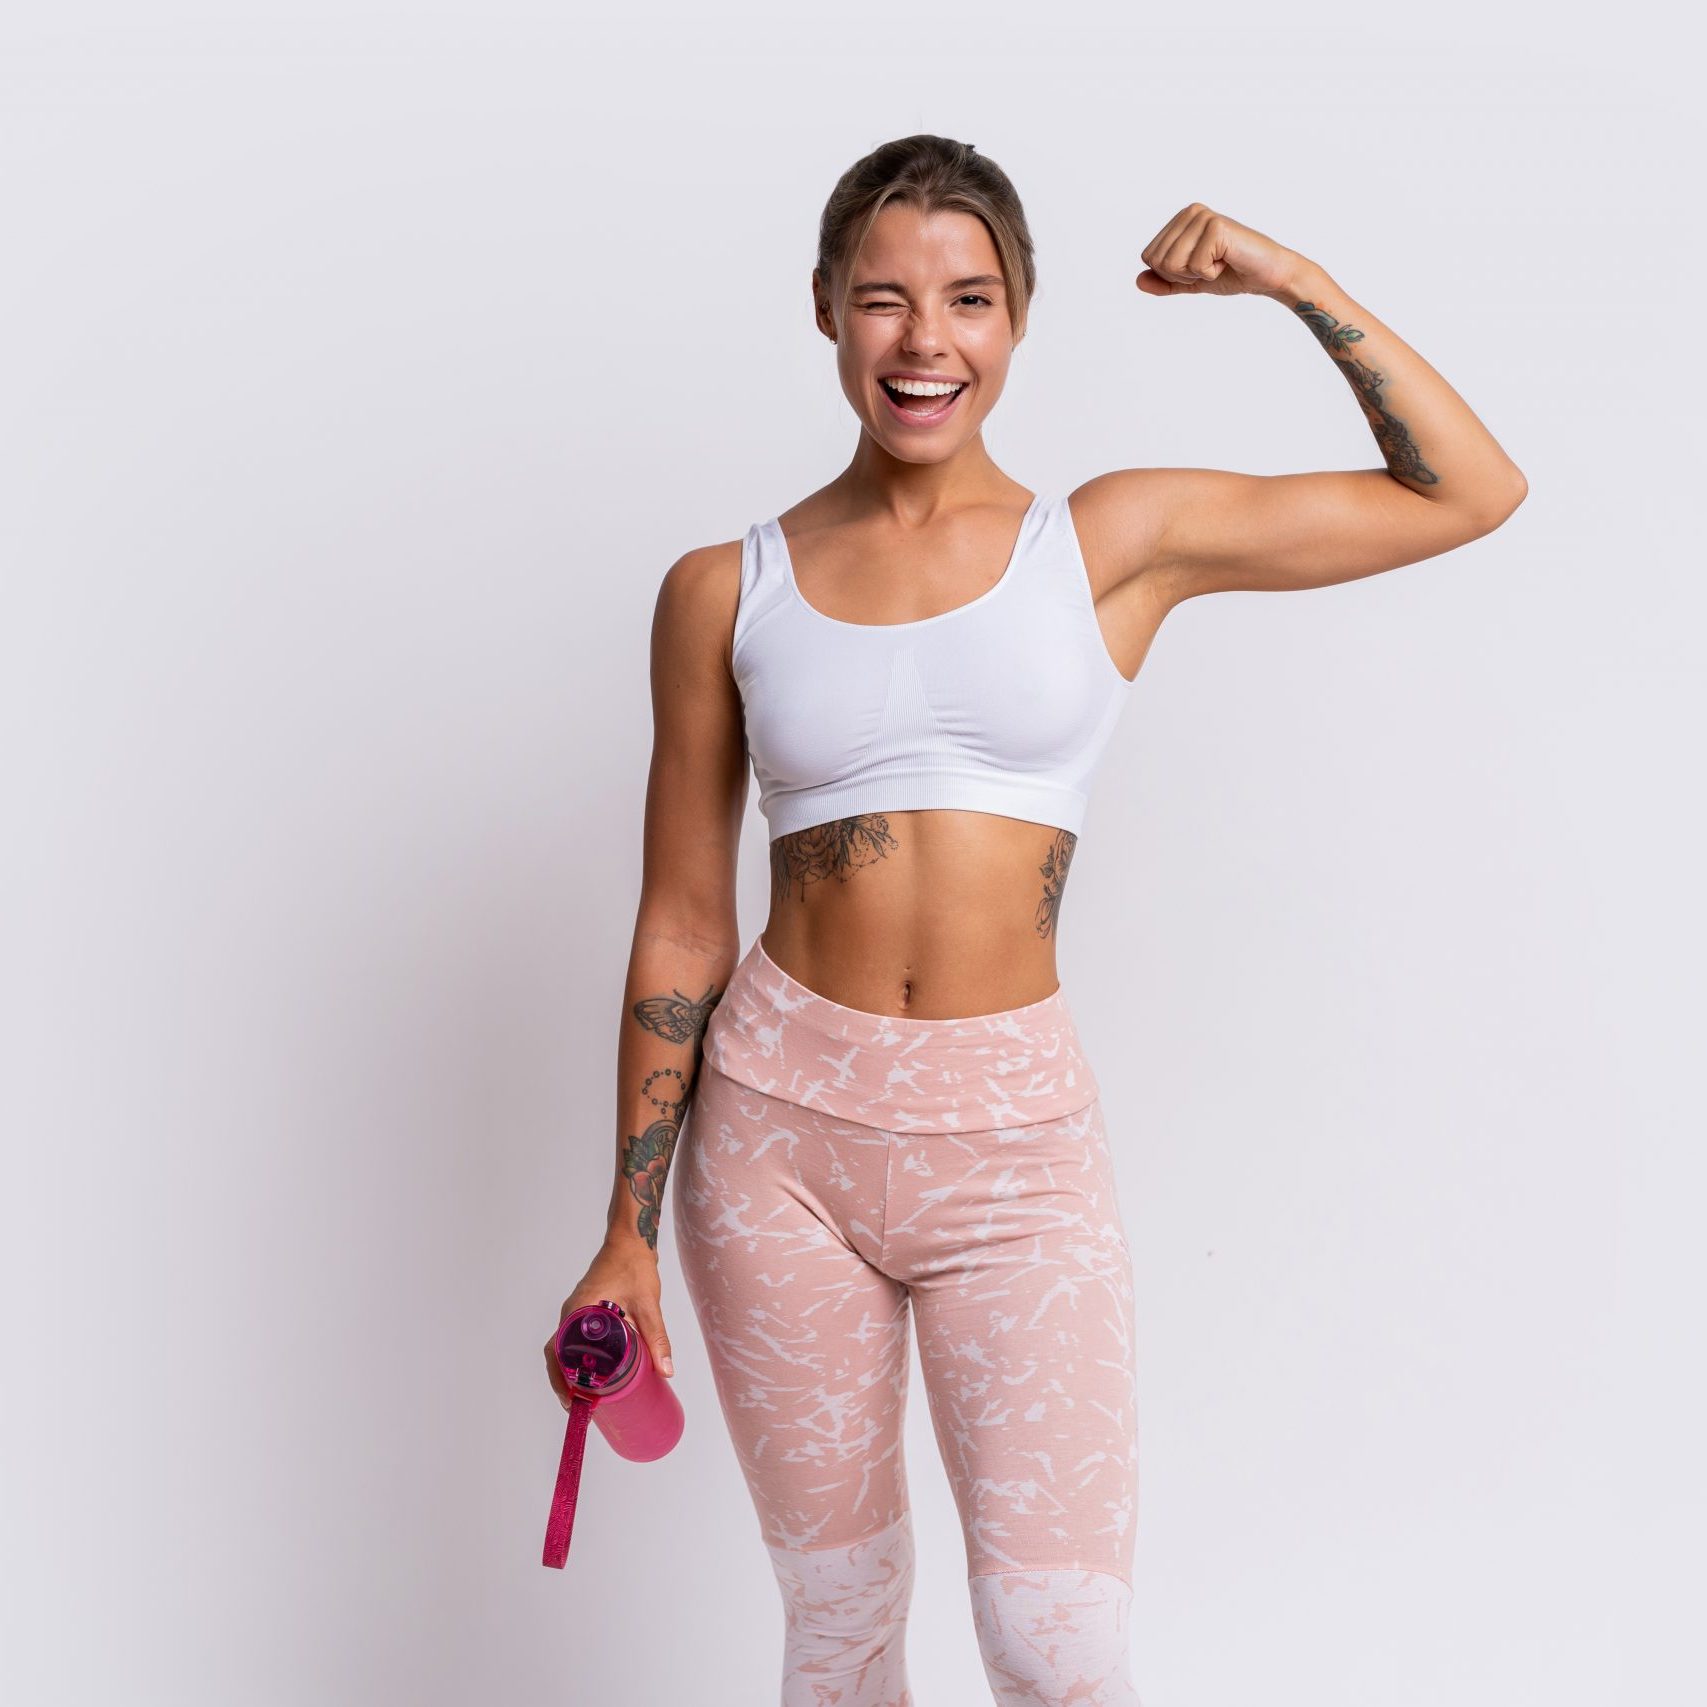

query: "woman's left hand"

left=1136, top=204, right=1308, bottom=301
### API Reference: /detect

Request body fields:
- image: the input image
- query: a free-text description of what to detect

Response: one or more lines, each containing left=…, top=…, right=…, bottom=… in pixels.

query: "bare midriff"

left=759, top=808, right=1080, bottom=1020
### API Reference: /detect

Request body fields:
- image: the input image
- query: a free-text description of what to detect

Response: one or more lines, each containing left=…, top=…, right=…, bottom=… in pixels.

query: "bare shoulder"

left=1063, top=471, right=1201, bottom=682
left=653, top=535, right=746, bottom=674
left=657, top=535, right=743, bottom=612
left=1064, top=469, right=1180, bottom=597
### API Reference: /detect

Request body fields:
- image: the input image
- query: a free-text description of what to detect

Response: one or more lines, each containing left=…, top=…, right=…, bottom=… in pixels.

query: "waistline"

left=700, top=935, right=1100, bottom=1133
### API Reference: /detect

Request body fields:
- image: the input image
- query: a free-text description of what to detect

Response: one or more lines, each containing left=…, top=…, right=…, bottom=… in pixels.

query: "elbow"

left=1469, top=468, right=1528, bottom=535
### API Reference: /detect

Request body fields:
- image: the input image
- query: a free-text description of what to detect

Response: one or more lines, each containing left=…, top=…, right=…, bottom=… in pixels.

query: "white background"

left=4, top=3, right=1699, bottom=1703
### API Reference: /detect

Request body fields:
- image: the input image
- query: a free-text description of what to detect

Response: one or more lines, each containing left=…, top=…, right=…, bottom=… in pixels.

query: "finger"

left=1184, top=221, right=1226, bottom=282
left=628, top=1304, right=675, bottom=1378
left=1157, top=208, right=1211, bottom=279
left=1140, top=201, right=1203, bottom=274
left=1161, top=214, right=1213, bottom=284
left=1135, top=268, right=1182, bottom=296
left=1140, top=206, right=1209, bottom=295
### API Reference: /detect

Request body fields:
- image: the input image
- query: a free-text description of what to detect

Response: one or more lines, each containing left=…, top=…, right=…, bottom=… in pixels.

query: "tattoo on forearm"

left=1034, top=828, right=1077, bottom=938
left=770, top=814, right=901, bottom=906
left=621, top=983, right=723, bottom=1251
left=621, top=1114, right=679, bottom=1252
left=632, top=985, right=720, bottom=1047
left=1292, top=300, right=1440, bottom=487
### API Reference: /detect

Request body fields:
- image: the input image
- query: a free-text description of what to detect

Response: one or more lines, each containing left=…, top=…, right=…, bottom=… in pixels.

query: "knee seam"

left=767, top=1512, right=914, bottom=1557
left=969, top=1564, right=1134, bottom=1593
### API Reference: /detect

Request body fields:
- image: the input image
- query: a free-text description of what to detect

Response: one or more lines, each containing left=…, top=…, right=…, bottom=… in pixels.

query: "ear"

left=811, top=268, right=837, bottom=341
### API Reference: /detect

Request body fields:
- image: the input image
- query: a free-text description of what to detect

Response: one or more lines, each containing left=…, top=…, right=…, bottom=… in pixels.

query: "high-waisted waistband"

left=699, top=934, right=1100, bottom=1133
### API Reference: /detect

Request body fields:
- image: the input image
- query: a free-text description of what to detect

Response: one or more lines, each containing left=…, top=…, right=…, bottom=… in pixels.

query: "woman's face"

left=816, top=203, right=1022, bottom=464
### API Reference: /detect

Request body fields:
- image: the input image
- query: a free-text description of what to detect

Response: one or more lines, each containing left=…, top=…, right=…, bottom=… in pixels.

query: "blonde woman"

left=547, top=135, right=1525, bottom=1704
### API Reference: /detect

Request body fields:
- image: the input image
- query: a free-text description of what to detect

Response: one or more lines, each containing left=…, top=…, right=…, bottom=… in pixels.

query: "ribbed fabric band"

left=700, top=935, right=1100, bottom=1133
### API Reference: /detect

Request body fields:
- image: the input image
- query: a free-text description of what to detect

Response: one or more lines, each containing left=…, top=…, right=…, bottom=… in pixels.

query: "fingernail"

left=661, top=1357, right=674, bottom=1375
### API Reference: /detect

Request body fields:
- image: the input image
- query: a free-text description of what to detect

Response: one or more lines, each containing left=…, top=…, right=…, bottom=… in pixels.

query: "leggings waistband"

left=699, top=934, right=1101, bottom=1133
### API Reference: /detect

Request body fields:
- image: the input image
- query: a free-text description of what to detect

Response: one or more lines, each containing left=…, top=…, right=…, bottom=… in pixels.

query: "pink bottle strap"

left=541, top=1396, right=594, bottom=1569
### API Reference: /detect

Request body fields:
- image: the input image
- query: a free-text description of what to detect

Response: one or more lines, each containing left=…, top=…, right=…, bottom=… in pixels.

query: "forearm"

left=602, top=922, right=735, bottom=1257
left=1268, top=257, right=1526, bottom=518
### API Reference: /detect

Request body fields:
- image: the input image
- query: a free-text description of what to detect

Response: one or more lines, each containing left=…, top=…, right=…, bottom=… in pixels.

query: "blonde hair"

left=815, top=135, right=1037, bottom=342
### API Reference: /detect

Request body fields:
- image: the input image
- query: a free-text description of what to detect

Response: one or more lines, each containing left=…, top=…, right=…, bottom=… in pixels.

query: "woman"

left=546, top=135, right=1525, bottom=1704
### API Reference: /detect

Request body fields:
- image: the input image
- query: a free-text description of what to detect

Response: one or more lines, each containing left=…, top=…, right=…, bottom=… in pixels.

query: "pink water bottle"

left=542, top=1298, right=685, bottom=1569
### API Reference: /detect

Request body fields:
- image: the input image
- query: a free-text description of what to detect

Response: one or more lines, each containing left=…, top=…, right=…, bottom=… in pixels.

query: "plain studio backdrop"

left=3, top=3, right=1700, bottom=1703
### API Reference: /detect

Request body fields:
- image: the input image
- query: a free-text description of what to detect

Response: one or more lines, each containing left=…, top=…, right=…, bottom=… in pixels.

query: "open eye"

left=957, top=294, right=993, bottom=307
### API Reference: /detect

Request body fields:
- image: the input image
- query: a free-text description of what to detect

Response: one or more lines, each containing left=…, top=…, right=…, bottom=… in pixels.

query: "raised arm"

left=1071, top=204, right=1528, bottom=608
left=547, top=537, right=747, bottom=1396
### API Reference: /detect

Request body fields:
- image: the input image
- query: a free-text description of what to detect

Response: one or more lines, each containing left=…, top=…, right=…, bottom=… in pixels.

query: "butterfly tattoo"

left=631, top=985, right=721, bottom=1045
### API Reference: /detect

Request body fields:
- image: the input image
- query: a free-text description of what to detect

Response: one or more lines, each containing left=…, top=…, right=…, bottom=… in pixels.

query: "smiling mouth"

left=878, top=379, right=969, bottom=423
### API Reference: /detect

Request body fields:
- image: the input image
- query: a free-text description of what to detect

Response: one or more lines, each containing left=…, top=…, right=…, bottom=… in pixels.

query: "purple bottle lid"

left=557, top=1299, right=638, bottom=1394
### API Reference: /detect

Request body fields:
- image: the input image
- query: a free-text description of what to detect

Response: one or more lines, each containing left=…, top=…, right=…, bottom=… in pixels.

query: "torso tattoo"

left=1034, top=828, right=1076, bottom=938
left=769, top=814, right=901, bottom=906
left=769, top=813, right=1079, bottom=940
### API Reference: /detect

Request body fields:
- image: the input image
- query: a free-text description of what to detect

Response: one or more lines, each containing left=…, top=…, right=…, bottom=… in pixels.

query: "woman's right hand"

left=544, top=1238, right=675, bottom=1412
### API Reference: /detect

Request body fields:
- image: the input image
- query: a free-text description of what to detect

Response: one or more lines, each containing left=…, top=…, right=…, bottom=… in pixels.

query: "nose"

left=899, top=306, right=949, bottom=357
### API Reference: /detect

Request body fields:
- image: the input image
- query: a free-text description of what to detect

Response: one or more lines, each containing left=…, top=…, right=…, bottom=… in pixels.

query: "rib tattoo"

left=621, top=981, right=722, bottom=1252
left=1292, top=300, right=1440, bottom=487
left=1034, top=828, right=1077, bottom=938
left=770, top=814, right=901, bottom=906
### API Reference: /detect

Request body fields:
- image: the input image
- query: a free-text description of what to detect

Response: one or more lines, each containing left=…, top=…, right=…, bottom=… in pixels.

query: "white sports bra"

left=731, top=491, right=1137, bottom=841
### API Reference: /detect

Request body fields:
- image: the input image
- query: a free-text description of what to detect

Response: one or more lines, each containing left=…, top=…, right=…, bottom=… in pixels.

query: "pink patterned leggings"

left=673, top=935, right=1143, bottom=1705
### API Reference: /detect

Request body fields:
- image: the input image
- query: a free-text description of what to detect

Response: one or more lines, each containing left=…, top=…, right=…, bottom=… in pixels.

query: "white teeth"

left=883, top=377, right=965, bottom=397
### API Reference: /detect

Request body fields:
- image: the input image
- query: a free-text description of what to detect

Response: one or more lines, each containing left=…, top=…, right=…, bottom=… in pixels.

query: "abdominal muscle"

left=758, top=809, right=1078, bottom=1020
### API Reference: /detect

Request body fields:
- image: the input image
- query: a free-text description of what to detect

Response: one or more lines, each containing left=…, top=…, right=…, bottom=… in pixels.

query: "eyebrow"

left=849, top=274, right=1005, bottom=296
